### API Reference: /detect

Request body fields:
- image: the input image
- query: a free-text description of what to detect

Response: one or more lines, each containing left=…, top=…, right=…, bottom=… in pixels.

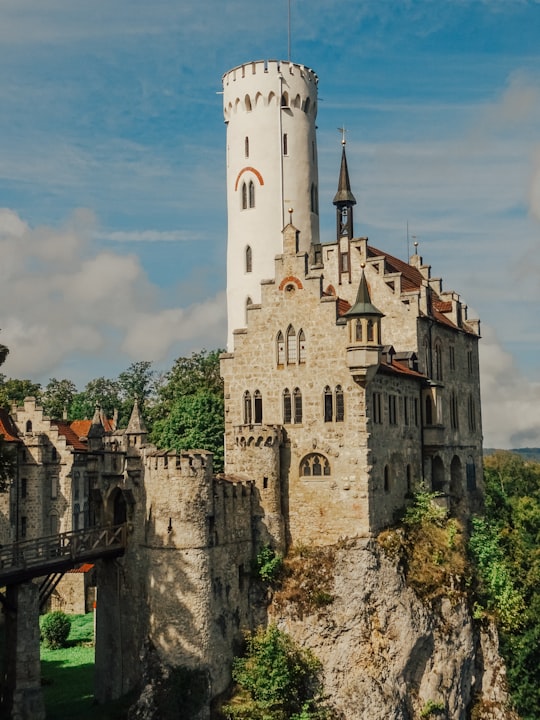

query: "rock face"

left=269, top=540, right=517, bottom=720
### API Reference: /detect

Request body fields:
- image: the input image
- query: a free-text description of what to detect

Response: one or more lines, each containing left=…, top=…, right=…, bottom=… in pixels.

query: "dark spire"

left=333, top=145, right=356, bottom=207
left=88, top=405, right=105, bottom=438
left=345, top=270, right=383, bottom=319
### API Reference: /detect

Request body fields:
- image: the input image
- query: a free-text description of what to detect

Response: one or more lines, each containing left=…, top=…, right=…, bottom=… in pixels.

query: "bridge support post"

left=3, top=582, right=46, bottom=720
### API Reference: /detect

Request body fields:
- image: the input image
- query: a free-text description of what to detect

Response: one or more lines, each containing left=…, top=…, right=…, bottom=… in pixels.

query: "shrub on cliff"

left=378, top=490, right=469, bottom=601
left=223, top=625, right=332, bottom=720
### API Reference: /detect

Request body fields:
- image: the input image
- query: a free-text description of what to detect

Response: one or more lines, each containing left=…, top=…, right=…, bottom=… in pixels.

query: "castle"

left=0, top=59, right=483, bottom=718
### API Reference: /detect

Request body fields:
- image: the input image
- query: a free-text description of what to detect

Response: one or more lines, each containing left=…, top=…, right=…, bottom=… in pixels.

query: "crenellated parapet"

left=233, top=423, right=283, bottom=448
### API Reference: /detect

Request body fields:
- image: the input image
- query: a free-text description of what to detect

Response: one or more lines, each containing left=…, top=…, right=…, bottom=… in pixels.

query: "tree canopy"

left=470, top=452, right=540, bottom=719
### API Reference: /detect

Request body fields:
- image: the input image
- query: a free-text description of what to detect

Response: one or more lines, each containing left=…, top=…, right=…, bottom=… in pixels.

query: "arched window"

left=243, top=391, right=252, bottom=424
left=466, top=456, right=477, bottom=492
left=245, top=245, right=252, bottom=273
left=425, top=395, right=433, bottom=425
left=245, top=94, right=252, bottom=112
left=283, top=389, right=292, bottom=424
left=245, top=297, right=252, bottom=324
left=367, top=319, right=374, bottom=342
left=298, top=330, right=306, bottom=364
left=254, top=390, right=263, bottom=424
left=304, top=97, right=311, bottom=114
left=287, top=325, right=297, bottom=364
left=293, top=388, right=302, bottom=424
left=249, top=180, right=255, bottom=208
left=434, top=342, right=443, bottom=381
left=49, top=511, right=59, bottom=535
left=51, top=447, right=58, bottom=461
left=281, top=92, right=289, bottom=108
left=450, top=392, right=459, bottom=429
left=355, top=319, right=363, bottom=342
left=25, top=420, right=32, bottom=433
left=324, top=386, right=333, bottom=422
left=300, top=453, right=330, bottom=477
left=245, top=136, right=249, bottom=157
left=468, top=395, right=476, bottom=432
left=335, top=386, right=344, bottom=422
left=241, top=182, right=247, bottom=210
left=277, top=331, right=285, bottom=366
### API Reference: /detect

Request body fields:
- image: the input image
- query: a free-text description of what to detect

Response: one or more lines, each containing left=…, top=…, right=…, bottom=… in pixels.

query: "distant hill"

left=484, top=447, right=540, bottom=462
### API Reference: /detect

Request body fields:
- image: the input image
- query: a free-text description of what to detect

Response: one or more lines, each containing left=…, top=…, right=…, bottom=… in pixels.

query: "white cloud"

left=480, top=325, right=540, bottom=449
left=0, top=209, right=226, bottom=382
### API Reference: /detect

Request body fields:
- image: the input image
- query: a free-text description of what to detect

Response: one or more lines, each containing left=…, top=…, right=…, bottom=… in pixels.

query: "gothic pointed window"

left=287, top=325, right=297, bottom=364
left=254, top=390, right=263, bottom=424
left=355, top=319, right=363, bottom=342
left=249, top=180, right=255, bottom=208
left=293, top=388, right=302, bottom=424
left=241, top=182, right=247, bottom=210
left=245, top=245, right=252, bottom=273
left=283, top=388, right=292, bottom=424
left=335, top=386, right=344, bottom=422
left=300, top=452, right=331, bottom=478
left=277, top=331, right=285, bottom=366
left=298, top=329, right=306, bottom=364
left=243, top=391, right=252, bottom=424
left=245, top=94, right=252, bottom=112
left=324, top=386, right=333, bottom=422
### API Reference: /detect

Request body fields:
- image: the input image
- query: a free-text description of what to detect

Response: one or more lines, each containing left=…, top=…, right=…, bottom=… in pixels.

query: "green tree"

left=223, top=625, right=331, bottom=720
left=69, top=377, right=121, bottom=420
left=151, top=390, right=224, bottom=472
left=41, top=378, right=77, bottom=419
left=151, top=350, right=225, bottom=470
left=0, top=377, right=42, bottom=410
left=117, top=360, right=156, bottom=426
left=469, top=452, right=540, bottom=719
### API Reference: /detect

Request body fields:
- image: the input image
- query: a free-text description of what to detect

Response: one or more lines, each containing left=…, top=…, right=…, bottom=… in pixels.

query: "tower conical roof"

left=345, top=270, right=383, bottom=318
left=333, top=146, right=357, bottom=206
left=125, top=399, right=148, bottom=435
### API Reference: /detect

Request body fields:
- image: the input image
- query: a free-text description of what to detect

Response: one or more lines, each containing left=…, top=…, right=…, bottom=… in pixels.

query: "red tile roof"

left=51, top=421, right=88, bottom=452
left=0, top=408, right=20, bottom=442
left=380, top=359, right=426, bottom=379
left=68, top=563, right=94, bottom=574
left=368, top=245, right=425, bottom=293
left=433, top=300, right=452, bottom=313
left=70, top=416, right=115, bottom=438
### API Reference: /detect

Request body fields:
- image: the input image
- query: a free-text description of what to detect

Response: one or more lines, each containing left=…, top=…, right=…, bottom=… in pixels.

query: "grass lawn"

left=40, top=612, right=131, bottom=720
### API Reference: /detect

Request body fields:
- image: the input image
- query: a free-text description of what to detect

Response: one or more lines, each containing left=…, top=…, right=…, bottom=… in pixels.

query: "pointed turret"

left=333, top=139, right=357, bottom=281
left=333, top=145, right=357, bottom=207
left=88, top=405, right=105, bottom=451
left=125, top=399, right=148, bottom=448
left=344, top=268, right=384, bottom=385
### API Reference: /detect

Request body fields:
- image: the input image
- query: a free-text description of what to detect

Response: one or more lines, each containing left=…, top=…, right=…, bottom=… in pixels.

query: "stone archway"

left=109, top=488, right=127, bottom=526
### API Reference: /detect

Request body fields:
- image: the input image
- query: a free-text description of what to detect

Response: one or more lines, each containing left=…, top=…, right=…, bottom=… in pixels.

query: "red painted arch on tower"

left=234, top=166, right=265, bottom=191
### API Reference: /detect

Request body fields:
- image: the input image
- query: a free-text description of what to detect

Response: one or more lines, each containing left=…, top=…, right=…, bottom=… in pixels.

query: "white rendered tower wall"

left=223, top=60, right=320, bottom=350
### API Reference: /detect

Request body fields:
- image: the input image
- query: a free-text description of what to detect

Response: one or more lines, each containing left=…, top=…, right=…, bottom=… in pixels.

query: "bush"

left=272, top=544, right=335, bottom=619
left=254, top=544, right=283, bottom=583
left=41, top=611, right=71, bottom=649
left=223, top=625, right=332, bottom=720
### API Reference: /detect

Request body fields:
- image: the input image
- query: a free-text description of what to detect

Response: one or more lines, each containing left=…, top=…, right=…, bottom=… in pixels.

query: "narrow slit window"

left=298, top=329, right=306, bottom=364
left=277, top=331, right=285, bottom=365
left=254, top=390, right=263, bottom=424
left=241, top=182, right=247, bottom=210
left=324, top=386, right=333, bottom=422
left=243, top=391, right=252, bottom=424
left=283, top=133, right=288, bottom=155
left=287, top=325, right=297, bottom=364
left=283, top=389, right=292, bottom=424
left=245, top=245, right=252, bottom=273
left=249, top=180, right=255, bottom=208
left=245, top=136, right=249, bottom=157
left=335, top=386, right=344, bottom=422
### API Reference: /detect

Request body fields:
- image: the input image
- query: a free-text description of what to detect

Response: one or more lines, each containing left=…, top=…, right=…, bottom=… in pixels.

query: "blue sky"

left=0, top=0, right=539, bottom=447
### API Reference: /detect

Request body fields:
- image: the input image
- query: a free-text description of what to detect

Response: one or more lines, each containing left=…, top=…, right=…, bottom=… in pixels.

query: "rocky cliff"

left=268, top=539, right=517, bottom=720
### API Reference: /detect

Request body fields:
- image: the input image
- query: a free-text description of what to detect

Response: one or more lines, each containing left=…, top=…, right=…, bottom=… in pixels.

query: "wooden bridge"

left=0, top=524, right=127, bottom=609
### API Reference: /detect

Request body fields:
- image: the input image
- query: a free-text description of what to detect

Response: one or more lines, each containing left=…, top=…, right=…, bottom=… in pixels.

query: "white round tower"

left=222, top=60, right=320, bottom=349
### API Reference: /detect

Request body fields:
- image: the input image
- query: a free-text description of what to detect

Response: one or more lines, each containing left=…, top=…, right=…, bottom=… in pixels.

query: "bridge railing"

left=0, top=524, right=127, bottom=574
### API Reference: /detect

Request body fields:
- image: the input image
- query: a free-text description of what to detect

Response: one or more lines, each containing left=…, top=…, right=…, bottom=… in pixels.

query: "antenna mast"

left=288, top=0, right=291, bottom=61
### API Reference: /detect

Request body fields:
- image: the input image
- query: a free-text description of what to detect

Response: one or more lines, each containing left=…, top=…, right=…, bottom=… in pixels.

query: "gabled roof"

left=379, top=358, right=426, bottom=379
left=368, top=245, right=425, bottom=293
left=0, top=408, right=20, bottom=442
left=70, top=414, right=115, bottom=439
